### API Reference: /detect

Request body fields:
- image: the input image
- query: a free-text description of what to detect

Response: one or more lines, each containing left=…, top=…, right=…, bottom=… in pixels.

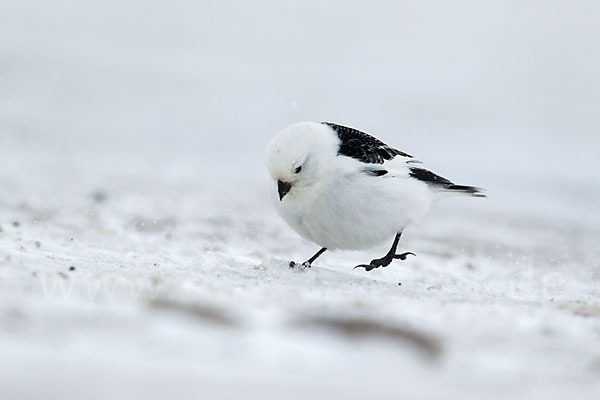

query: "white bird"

left=264, top=121, right=485, bottom=271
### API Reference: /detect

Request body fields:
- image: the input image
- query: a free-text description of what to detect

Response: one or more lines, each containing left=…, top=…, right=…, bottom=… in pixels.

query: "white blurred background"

left=1, top=1, right=599, bottom=399
left=3, top=0, right=599, bottom=189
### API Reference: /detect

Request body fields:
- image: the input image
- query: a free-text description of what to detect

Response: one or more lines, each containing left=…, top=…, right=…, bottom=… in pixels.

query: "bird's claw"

left=289, top=261, right=311, bottom=269
left=394, top=252, right=416, bottom=260
left=353, top=264, right=376, bottom=272
left=354, top=252, right=416, bottom=272
left=354, top=261, right=386, bottom=271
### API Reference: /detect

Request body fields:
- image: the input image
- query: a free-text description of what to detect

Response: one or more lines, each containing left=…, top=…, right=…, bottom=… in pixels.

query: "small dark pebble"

left=69, top=266, right=76, bottom=271
left=91, top=190, right=108, bottom=203
left=12, top=221, right=21, bottom=227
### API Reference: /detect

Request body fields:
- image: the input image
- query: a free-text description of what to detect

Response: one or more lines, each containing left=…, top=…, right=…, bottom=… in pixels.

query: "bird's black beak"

left=277, top=180, right=292, bottom=201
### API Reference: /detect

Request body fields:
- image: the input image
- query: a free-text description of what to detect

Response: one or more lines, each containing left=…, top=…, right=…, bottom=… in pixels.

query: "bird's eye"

left=294, top=166, right=302, bottom=174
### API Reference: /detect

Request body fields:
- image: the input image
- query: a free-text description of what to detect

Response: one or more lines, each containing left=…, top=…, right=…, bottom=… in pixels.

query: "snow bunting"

left=265, top=122, right=485, bottom=271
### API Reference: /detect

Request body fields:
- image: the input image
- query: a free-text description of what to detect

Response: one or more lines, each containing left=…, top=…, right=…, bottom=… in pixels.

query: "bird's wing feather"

left=408, top=167, right=485, bottom=196
left=322, top=122, right=414, bottom=164
left=321, top=122, right=485, bottom=196
left=322, top=122, right=417, bottom=178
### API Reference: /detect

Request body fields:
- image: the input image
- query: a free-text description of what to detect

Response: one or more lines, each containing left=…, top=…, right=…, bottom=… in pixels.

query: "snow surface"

left=1, top=1, right=600, bottom=399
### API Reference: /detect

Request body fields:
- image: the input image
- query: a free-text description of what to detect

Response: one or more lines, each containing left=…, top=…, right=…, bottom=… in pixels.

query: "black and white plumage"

left=323, top=122, right=414, bottom=163
left=264, top=121, right=485, bottom=271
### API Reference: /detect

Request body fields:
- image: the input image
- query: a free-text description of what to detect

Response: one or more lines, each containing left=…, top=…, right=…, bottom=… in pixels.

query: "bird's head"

left=265, top=122, right=338, bottom=202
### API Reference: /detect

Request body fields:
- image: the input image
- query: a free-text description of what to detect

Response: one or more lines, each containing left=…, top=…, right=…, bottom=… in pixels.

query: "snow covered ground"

left=1, top=1, right=599, bottom=399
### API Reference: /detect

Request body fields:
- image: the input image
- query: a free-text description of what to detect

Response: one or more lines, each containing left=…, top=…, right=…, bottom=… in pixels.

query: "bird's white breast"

left=271, top=165, right=433, bottom=251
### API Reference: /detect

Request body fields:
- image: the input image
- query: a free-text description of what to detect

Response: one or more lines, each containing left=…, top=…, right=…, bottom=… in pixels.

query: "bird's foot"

left=289, top=261, right=312, bottom=269
left=394, top=252, right=416, bottom=261
left=354, top=252, right=415, bottom=272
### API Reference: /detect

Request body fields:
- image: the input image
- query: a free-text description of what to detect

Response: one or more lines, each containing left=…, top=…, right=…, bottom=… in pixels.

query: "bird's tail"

left=408, top=167, right=486, bottom=198
left=441, top=184, right=486, bottom=198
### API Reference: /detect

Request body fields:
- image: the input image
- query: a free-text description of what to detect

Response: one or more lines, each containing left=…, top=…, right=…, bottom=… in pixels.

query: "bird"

left=264, top=121, right=485, bottom=271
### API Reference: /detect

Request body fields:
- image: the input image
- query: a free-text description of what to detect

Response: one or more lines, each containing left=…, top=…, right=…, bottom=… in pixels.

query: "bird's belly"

left=286, top=175, right=431, bottom=250
left=302, top=211, right=394, bottom=250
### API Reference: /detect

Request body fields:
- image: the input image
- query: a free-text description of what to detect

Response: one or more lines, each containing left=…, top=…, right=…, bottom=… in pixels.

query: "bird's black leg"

left=290, top=247, right=327, bottom=269
left=354, top=232, right=415, bottom=271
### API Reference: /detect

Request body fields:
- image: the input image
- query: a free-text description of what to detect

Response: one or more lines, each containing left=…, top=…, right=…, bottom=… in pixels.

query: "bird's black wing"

left=409, top=167, right=486, bottom=196
left=407, top=167, right=453, bottom=186
left=322, top=122, right=413, bottom=164
left=322, top=122, right=485, bottom=196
